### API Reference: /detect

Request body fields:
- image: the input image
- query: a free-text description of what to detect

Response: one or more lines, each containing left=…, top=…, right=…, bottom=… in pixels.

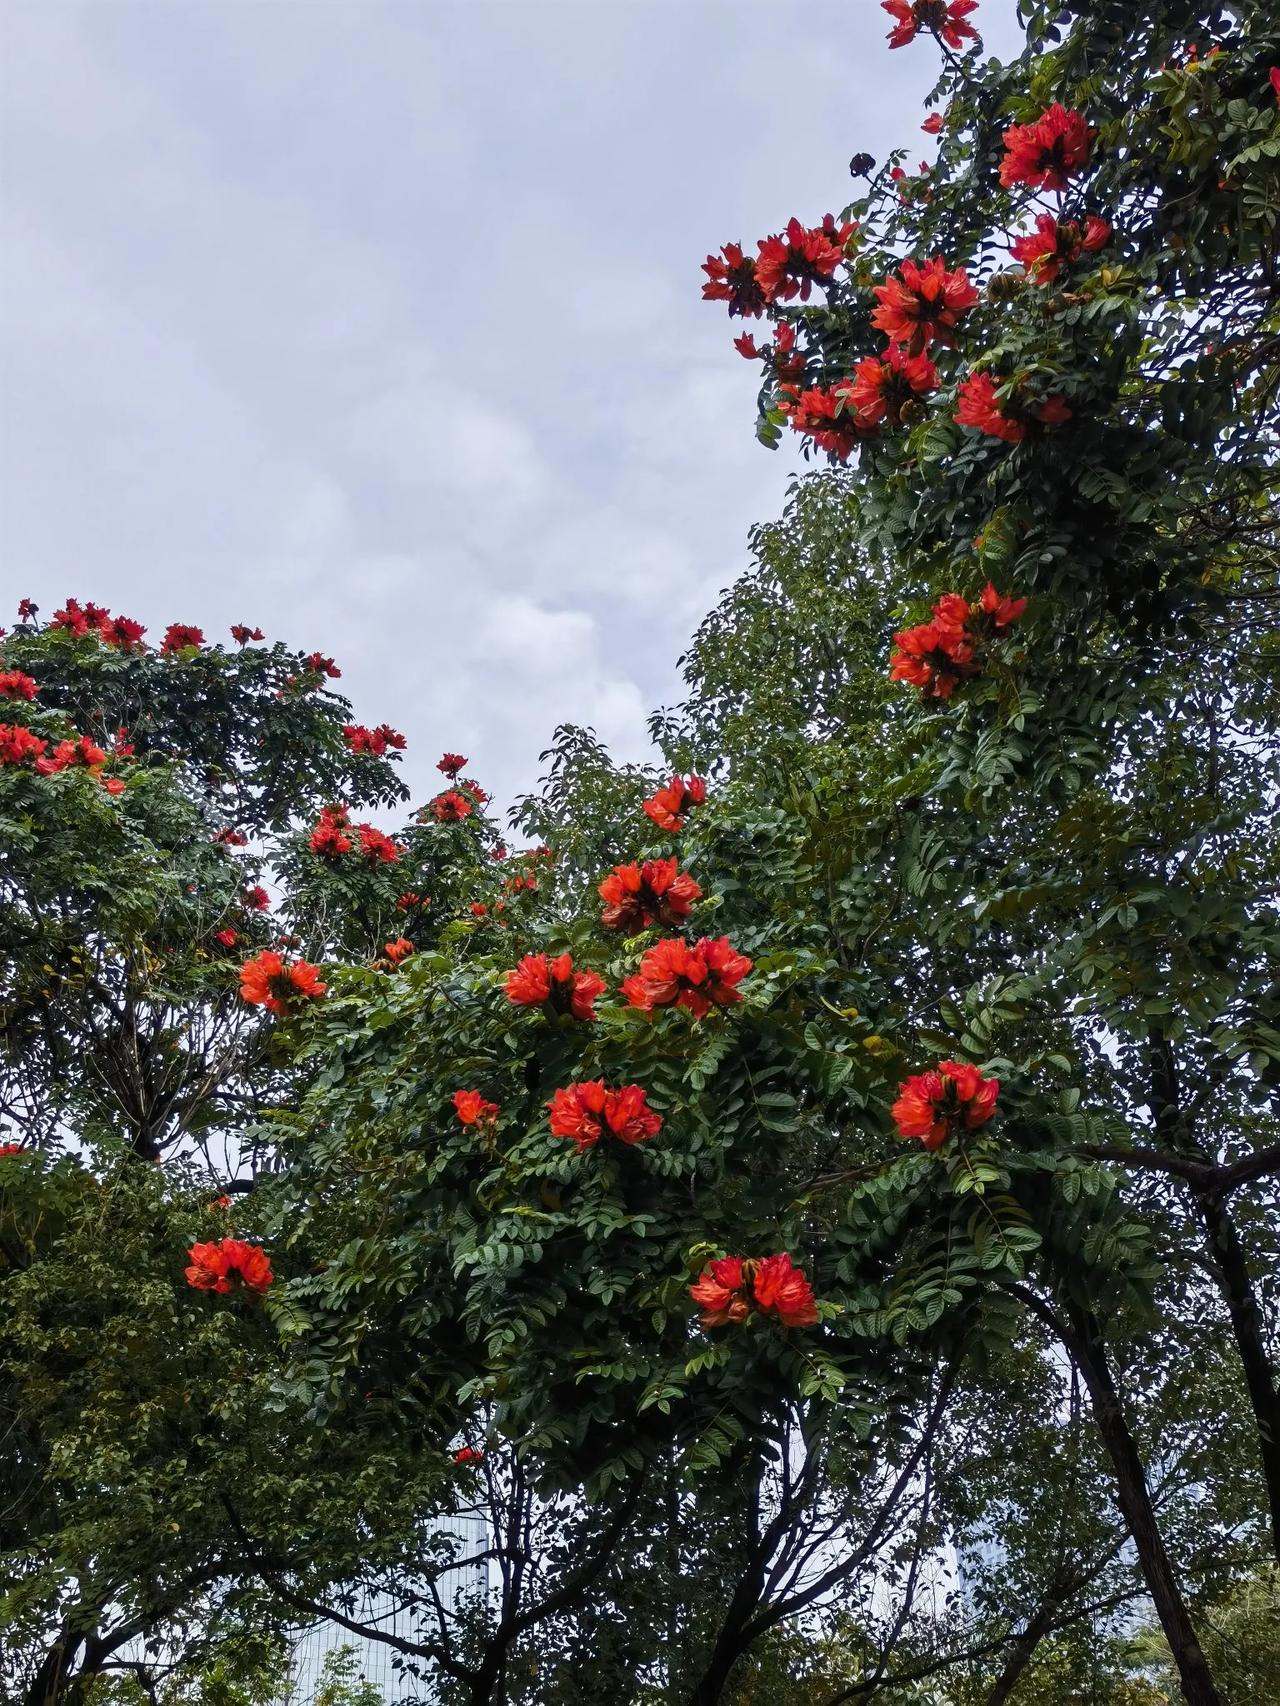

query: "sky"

left=0, top=0, right=1025, bottom=815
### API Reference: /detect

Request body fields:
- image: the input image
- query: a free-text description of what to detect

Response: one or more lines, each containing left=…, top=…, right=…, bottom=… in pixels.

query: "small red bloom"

left=161, top=623, right=205, bottom=655
left=778, top=382, right=868, bottom=461
left=471, top=902, right=488, bottom=917
left=357, top=824, right=400, bottom=864
left=101, top=776, right=127, bottom=796
left=243, top=885, right=270, bottom=911
left=956, top=372, right=1070, bottom=441
left=489, top=843, right=509, bottom=862
left=185, top=1237, right=274, bottom=1295
left=51, top=599, right=92, bottom=636
left=643, top=774, right=706, bottom=833
left=310, top=803, right=354, bottom=857
left=230, top=623, right=265, bottom=644
left=397, top=891, right=424, bottom=910
left=215, top=928, right=238, bottom=948
left=453, top=1446, right=484, bottom=1465
left=210, top=1195, right=232, bottom=1210
left=504, top=952, right=605, bottom=1021
left=701, top=242, right=767, bottom=317
left=882, top=0, right=979, bottom=51
left=0, top=671, right=38, bottom=701
left=1271, top=67, right=1280, bottom=103
left=215, top=827, right=248, bottom=846
left=979, top=580, right=1027, bottom=630
left=34, top=736, right=108, bottom=777
left=384, top=936, right=414, bottom=964
left=453, top=1088, right=499, bottom=1127
left=430, top=790, right=473, bottom=823
left=622, top=936, right=752, bottom=1019
left=691, top=1253, right=818, bottom=1329
left=17, top=599, right=37, bottom=620
left=304, top=651, right=341, bottom=678
left=755, top=215, right=855, bottom=305
left=1000, top=104, right=1093, bottom=191
left=459, top=778, right=488, bottom=804
left=1010, top=213, right=1111, bottom=283
left=98, top=614, right=146, bottom=650
left=437, top=752, right=467, bottom=777
left=547, top=1081, right=662, bottom=1151
left=921, top=112, right=945, bottom=134
left=871, top=257, right=980, bottom=356
left=599, top=858, right=702, bottom=933
left=239, top=950, right=327, bottom=1016
left=0, top=1142, right=26, bottom=1158
left=847, top=346, right=939, bottom=429
left=892, top=1060, right=999, bottom=1149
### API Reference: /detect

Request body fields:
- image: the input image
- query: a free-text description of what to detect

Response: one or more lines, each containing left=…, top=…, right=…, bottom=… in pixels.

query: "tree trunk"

left=1062, top=1301, right=1222, bottom=1706
left=983, top=1593, right=1058, bottom=1706
left=1191, top=1186, right=1280, bottom=1558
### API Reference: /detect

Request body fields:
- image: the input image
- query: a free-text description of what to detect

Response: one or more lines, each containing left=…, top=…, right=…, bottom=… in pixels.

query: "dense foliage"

left=3, top=2, right=1279, bottom=1703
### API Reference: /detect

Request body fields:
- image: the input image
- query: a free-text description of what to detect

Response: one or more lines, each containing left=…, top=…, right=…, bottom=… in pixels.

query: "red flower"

left=489, top=843, right=509, bottom=862
left=239, top=950, right=327, bottom=1016
left=691, top=1253, right=818, bottom=1329
left=310, top=804, right=354, bottom=857
left=0, top=671, right=37, bottom=701
left=357, top=824, right=400, bottom=864
left=847, top=347, right=939, bottom=429
left=437, top=752, right=467, bottom=777
left=622, top=936, right=752, bottom=1019
left=453, top=1446, right=484, bottom=1465
left=230, top=623, right=265, bottom=644
left=643, top=774, right=706, bottom=833
left=955, top=371, right=1023, bottom=442
left=384, top=936, right=414, bottom=964
left=504, top=952, right=605, bottom=1021
left=890, top=596, right=976, bottom=699
left=0, top=1142, right=27, bottom=1158
left=892, top=1060, right=999, bottom=1149
left=459, top=778, right=489, bottom=804
left=599, top=858, right=702, bottom=933
left=779, top=382, right=868, bottom=461
left=453, top=1088, right=499, bottom=1127
left=101, top=776, right=127, bottom=796
left=882, top=0, right=979, bottom=50
left=1010, top=213, right=1111, bottom=283
left=304, top=651, right=341, bottom=678
left=1000, top=104, right=1093, bottom=191
left=397, top=891, right=424, bottom=910
left=34, top=736, right=108, bottom=777
left=955, top=372, right=1071, bottom=440
left=701, top=242, right=767, bottom=318
left=185, top=1237, right=273, bottom=1295
left=51, top=598, right=93, bottom=636
left=209, top=1195, right=232, bottom=1210
left=17, top=599, right=37, bottom=620
left=215, top=827, right=248, bottom=846
left=1271, top=67, right=1280, bottom=103
left=243, top=885, right=270, bottom=911
left=161, top=623, right=205, bottom=655
left=430, top=789, right=473, bottom=822
left=921, top=111, right=945, bottom=134
left=98, top=614, right=146, bottom=650
left=871, top=257, right=980, bottom=356
left=754, top=216, right=855, bottom=305
left=979, top=580, right=1027, bottom=630
left=215, top=928, right=238, bottom=948
left=345, top=722, right=407, bottom=757
left=547, top=1081, right=662, bottom=1151
left=471, top=902, right=488, bottom=917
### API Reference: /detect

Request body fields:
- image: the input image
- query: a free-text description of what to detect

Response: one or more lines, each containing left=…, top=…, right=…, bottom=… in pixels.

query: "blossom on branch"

left=622, top=936, right=752, bottom=1018
left=599, top=858, right=702, bottom=933
left=547, top=1081, right=662, bottom=1151
left=504, top=952, right=605, bottom=1021
left=872, top=257, right=979, bottom=356
left=882, top=0, right=980, bottom=51
left=185, top=1237, right=274, bottom=1295
left=1010, top=213, right=1111, bottom=283
left=643, top=774, right=706, bottom=833
left=892, top=1060, right=999, bottom=1149
left=691, top=1253, right=818, bottom=1329
left=239, top=950, right=327, bottom=1016
left=1000, top=104, right=1093, bottom=191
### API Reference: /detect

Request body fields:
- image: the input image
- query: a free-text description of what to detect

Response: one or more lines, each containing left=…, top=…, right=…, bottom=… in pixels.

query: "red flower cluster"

left=230, top=624, right=265, bottom=644
left=453, top=1446, right=484, bottom=1465
left=892, top=1061, right=999, bottom=1149
left=547, top=1081, right=662, bottom=1151
left=343, top=723, right=406, bottom=756
left=383, top=936, right=414, bottom=964
left=622, top=936, right=752, bottom=1018
left=430, top=789, right=473, bottom=822
left=921, top=111, right=945, bottom=135
left=847, top=347, right=939, bottom=428
left=690, top=1254, right=818, bottom=1329
left=1011, top=213, right=1111, bottom=283
left=397, top=890, right=426, bottom=910
left=239, top=950, right=327, bottom=1015
left=701, top=242, right=769, bottom=318
left=243, top=885, right=269, bottom=911
left=310, top=803, right=354, bottom=857
left=872, top=257, right=980, bottom=356
left=161, top=623, right=206, bottom=655
left=459, top=778, right=488, bottom=804
left=755, top=215, right=857, bottom=305
left=437, top=752, right=467, bottom=777
left=50, top=600, right=147, bottom=650
left=882, top=0, right=979, bottom=50
left=0, top=671, right=37, bottom=700
left=1000, top=104, right=1093, bottom=191
left=215, top=827, right=248, bottom=846
left=778, top=381, right=869, bottom=461
left=185, top=1237, right=274, bottom=1295
left=35, top=735, right=109, bottom=777
left=215, top=928, right=239, bottom=949
left=357, top=824, right=400, bottom=864
left=890, top=582, right=1026, bottom=697
left=504, top=952, right=605, bottom=1021
left=734, top=320, right=806, bottom=383
left=599, top=858, right=702, bottom=933
left=643, top=774, right=706, bottom=833
left=17, top=599, right=37, bottom=620
left=955, top=371, right=1071, bottom=442
left=1, top=724, right=49, bottom=767
left=453, top=1088, right=499, bottom=1128
left=304, top=651, right=341, bottom=679
left=0, top=1142, right=27, bottom=1158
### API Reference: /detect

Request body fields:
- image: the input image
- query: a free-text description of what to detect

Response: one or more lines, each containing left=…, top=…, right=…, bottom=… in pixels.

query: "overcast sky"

left=1, top=0, right=1024, bottom=814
